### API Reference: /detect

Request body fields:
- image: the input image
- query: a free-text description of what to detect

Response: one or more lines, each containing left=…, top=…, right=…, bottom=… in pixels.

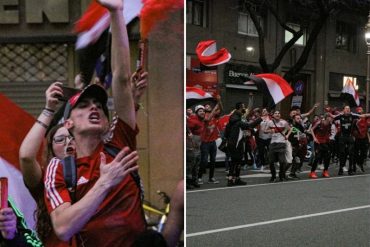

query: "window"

left=329, top=73, right=365, bottom=92
left=186, top=0, right=207, bottom=27
left=336, top=21, right=357, bottom=51
left=343, top=76, right=359, bottom=90
left=284, top=23, right=306, bottom=46
left=238, top=12, right=261, bottom=37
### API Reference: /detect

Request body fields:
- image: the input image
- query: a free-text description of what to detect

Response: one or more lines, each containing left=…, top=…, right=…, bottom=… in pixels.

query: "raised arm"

left=102, top=0, right=136, bottom=128
left=204, top=97, right=221, bottom=121
left=301, top=102, right=319, bottom=118
left=19, top=82, right=62, bottom=188
left=240, top=117, right=262, bottom=130
left=131, top=71, right=148, bottom=113
left=310, top=122, right=319, bottom=143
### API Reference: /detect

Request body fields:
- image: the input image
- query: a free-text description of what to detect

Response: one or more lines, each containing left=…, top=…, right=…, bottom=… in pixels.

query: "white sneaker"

left=343, top=167, right=348, bottom=172
left=198, top=178, right=203, bottom=185
left=207, top=178, right=220, bottom=184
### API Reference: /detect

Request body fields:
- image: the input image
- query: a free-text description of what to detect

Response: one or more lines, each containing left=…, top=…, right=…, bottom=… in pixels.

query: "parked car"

left=215, top=138, right=226, bottom=163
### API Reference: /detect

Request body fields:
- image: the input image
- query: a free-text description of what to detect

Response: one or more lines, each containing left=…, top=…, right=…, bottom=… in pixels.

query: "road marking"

left=187, top=205, right=370, bottom=238
left=187, top=173, right=370, bottom=194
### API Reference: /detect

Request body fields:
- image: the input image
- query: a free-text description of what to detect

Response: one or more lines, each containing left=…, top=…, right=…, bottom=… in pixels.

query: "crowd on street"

left=186, top=98, right=370, bottom=189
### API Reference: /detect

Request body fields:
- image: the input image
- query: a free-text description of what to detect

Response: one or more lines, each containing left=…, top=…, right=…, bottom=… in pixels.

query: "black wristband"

left=36, top=120, right=49, bottom=129
left=44, top=107, right=55, bottom=113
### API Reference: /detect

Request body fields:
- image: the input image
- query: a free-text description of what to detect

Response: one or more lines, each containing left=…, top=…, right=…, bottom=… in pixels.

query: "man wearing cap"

left=43, top=1, right=146, bottom=246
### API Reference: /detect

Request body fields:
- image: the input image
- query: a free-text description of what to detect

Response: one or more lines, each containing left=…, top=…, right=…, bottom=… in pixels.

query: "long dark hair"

left=35, top=123, right=64, bottom=243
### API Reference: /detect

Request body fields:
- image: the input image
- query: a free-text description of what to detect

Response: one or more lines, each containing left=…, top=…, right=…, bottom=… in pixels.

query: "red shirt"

left=44, top=119, right=145, bottom=247
left=201, top=117, right=220, bottom=142
left=313, top=121, right=331, bottom=144
left=187, top=115, right=204, bottom=136
left=353, top=118, right=369, bottom=139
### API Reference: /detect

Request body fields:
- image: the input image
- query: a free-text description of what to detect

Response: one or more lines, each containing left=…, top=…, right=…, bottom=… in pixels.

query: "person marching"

left=310, top=114, right=333, bottom=178
left=287, top=114, right=307, bottom=179
left=330, top=106, right=370, bottom=175
left=265, top=110, right=292, bottom=182
left=352, top=106, right=369, bottom=173
left=224, top=102, right=261, bottom=186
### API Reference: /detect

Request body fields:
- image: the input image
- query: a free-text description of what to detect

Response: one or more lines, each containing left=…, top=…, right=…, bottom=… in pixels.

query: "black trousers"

left=268, top=142, right=287, bottom=179
left=338, top=136, right=355, bottom=171
left=354, top=137, right=369, bottom=170
left=256, top=137, right=271, bottom=167
left=311, top=143, right=331, bottom=172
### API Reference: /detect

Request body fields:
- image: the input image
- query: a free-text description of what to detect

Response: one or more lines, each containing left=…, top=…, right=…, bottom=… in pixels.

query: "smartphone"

left=0, top=177, right=8, bottom=209
left=58, top=86, right=81, bottom=102
left=136, top=39, right=148, bottom=71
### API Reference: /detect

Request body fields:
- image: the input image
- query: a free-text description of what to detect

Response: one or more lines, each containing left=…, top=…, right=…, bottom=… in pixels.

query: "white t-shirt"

left=267, top=119, right=289, bottom=143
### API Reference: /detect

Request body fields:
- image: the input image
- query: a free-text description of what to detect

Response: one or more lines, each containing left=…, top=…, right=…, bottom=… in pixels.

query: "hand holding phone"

left=58, top=86, right=81, bottom=102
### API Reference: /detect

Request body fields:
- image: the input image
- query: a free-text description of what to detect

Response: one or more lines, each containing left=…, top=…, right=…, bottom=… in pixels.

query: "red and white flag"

left=186, top=87, right=214, bottom=100
left=341, top=77, right=360, bottom=107
left=0, top=93, right=38, bottom=229
left=75, top=0, right=143, bottom=49
left=196, top=40, right=231, bottom=67
left=245, top=73, right=293, bottom=105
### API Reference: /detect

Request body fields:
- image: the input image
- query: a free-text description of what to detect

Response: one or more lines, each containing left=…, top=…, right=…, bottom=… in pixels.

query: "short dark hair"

left=235, top=102, right=244, bottom=110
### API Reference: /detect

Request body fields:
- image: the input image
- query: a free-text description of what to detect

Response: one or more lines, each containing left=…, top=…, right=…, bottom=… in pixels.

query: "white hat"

left=194, top=105, right=205, bottom=113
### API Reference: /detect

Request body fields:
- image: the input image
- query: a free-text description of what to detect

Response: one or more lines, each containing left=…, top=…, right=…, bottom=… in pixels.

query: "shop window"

left=187, top=0, right=207, bottom=27
left=329, top=72, right=365, bottom=92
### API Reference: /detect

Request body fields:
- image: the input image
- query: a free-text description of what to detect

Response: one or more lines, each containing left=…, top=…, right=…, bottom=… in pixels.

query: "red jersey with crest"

left=44, top=119, right=145, bottom=247
left=201, top=117, right=220, bottom=142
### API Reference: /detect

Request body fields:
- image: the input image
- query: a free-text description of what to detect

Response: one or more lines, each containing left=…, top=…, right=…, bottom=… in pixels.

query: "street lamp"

left=365, top=11, right=370, bottom=113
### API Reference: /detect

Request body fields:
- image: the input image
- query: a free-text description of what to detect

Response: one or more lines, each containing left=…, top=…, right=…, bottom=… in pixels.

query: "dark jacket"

left=224, top=111, right=262, bottom=159
left=0, top=199, right=43, bottom=247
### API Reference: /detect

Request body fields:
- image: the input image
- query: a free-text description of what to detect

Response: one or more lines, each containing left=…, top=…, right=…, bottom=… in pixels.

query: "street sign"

left=294, top=80, right=304, bottom=95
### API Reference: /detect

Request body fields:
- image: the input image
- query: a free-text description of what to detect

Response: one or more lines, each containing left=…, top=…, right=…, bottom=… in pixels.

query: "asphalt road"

left=186, top=163, right=370, bottom=247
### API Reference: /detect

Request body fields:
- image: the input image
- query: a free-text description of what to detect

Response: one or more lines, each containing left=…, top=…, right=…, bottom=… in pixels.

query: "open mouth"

left=65, top=146, right=75, bottom=156
left=88, top=112, right=101, bottom=122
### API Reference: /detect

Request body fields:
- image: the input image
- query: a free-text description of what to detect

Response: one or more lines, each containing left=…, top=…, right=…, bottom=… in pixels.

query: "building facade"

left=186, top=0, right=369, bottom=115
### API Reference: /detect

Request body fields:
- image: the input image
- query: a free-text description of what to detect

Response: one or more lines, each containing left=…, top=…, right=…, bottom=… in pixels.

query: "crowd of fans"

left=186, top=97, right=370, bottom=189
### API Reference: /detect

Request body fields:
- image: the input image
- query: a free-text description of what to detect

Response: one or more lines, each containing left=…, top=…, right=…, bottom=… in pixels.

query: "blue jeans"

left=198, top=141, right=217, bottom=180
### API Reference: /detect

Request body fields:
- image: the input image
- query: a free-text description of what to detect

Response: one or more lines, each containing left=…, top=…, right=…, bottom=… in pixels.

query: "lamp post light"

left=365, top=11, right=370, bottom=113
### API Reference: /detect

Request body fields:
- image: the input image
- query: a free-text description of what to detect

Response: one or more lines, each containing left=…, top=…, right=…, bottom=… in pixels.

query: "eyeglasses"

left=53, top=135, right=74, bottom=145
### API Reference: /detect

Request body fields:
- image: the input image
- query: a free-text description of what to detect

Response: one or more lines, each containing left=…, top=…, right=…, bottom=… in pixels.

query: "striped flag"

left=74, top=0, right=143, bottom=50
left=0, top=93, right=37, bottom=229
left=75, top=0, right=143, bottom=87
left=186, top=87, right=216, bottom=108
left=341, top=77, right=360, bottom=107
left=245, top=73, right=293, bottom=108
left=196, top=40, right=231, bottom=66
left=186, top=86, right=214, bottom=100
